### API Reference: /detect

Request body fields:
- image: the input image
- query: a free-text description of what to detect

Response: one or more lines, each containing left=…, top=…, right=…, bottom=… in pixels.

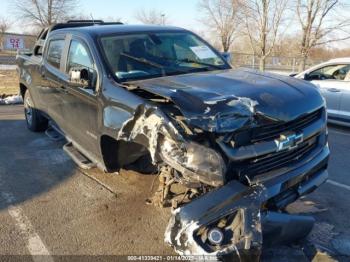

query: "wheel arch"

left=100, top=134, right=150, bottom=172
left=19, top=83, right=28, bottom=99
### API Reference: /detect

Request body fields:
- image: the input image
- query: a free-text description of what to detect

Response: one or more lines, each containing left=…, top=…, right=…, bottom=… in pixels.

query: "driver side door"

left=60, top=36, right=99, bottom=158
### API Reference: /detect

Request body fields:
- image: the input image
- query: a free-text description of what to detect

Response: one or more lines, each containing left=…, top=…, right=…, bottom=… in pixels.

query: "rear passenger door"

left=41, top=35, right=68, bottom=124
left=60, top=35, right=99, bottom=157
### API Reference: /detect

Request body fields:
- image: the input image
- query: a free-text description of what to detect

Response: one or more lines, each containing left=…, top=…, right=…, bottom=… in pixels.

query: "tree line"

left=199, top=0, right=350, bottom=71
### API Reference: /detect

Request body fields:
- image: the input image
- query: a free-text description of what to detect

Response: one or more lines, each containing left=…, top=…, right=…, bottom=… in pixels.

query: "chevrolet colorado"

left=17, top=20, right=329, bottom=260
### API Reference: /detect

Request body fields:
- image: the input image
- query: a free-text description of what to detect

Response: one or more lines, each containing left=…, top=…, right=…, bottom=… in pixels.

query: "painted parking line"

left=327, top=179, right=350, bottom=191
left=0, top=190, right=53, bottom=262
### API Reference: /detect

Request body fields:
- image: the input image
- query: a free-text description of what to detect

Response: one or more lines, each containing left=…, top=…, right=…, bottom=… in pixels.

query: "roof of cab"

left=54, top=24, right=188, bottom=37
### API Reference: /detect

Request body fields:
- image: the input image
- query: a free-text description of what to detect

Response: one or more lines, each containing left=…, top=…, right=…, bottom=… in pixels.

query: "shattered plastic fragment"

left=165, top=181, right=265, bottom=258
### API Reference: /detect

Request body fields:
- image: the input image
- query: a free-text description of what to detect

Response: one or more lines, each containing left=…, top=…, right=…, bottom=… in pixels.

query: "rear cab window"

left=46, top=39, right=65, bottom=69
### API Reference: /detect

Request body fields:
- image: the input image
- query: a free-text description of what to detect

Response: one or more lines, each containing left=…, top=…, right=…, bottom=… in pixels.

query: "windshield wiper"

left=176, top=58, right=223, bottom=70
left=120, top=52, right=166, bottom=76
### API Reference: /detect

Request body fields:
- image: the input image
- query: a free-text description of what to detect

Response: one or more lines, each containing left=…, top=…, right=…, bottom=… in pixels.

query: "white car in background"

left=295, top=57, right=350, bottom=127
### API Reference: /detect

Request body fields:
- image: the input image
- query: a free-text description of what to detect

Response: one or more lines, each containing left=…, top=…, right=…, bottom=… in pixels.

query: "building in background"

left=0, top=33, right=36, bottom=65
left=0, top=32, right=35, bottom=51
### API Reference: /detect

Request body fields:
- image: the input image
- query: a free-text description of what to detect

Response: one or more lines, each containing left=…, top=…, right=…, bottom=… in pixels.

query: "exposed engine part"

left=149, top=165, right=212, bottom=208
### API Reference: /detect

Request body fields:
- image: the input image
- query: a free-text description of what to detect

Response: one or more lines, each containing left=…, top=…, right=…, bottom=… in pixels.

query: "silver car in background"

left=296, top=57, right=350, bottom=127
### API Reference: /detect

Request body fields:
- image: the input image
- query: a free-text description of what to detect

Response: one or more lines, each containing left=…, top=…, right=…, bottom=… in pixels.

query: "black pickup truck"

left=17, top=20, right=329, bottom=260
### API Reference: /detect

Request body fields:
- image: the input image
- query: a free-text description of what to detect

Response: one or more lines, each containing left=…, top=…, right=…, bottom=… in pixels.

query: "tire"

left=24, top=90, right=48, bottom=132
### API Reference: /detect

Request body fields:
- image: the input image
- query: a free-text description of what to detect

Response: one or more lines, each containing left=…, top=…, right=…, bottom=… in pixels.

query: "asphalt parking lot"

left=0, top=105, right=350, bottom=261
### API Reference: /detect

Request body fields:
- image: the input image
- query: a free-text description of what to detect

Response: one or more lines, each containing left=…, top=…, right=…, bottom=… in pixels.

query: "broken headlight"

left=160, top=137, right=226, bottom=187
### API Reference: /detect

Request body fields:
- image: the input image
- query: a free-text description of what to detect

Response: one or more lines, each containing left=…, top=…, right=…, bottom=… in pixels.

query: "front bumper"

left=165, top=145, right=329, bottom=259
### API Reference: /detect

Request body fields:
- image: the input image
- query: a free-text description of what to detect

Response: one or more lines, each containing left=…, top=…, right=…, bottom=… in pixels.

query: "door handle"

left=327, top=88, right=341, bottom=92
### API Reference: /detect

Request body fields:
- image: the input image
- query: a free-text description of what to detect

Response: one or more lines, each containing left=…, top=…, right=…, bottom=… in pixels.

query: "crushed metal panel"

left=116, top=104, right=183, bottom=163
left=131, top=81, right=260, bottom=133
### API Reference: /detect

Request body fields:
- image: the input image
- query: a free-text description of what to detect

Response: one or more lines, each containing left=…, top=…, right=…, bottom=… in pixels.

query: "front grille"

left=233, top=108, right=322, bottom=146
left=231, top=135, right=318, bottom=180
left=223, top=108, right=324, bottom=182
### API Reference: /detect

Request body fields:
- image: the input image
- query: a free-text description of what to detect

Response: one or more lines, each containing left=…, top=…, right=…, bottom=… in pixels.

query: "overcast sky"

left=0, top=0, right=204, bottom=33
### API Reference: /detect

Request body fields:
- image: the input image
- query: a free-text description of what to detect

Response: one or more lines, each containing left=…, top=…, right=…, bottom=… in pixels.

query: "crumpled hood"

left=129, top=68, right=324, bottom=132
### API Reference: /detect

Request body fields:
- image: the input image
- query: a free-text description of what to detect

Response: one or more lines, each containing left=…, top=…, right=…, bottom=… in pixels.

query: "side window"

left=309, top=64, right=350, bottom=81
left=47, top=39, right=65, bottom=69
left=67, top=40, right=93, bottom=73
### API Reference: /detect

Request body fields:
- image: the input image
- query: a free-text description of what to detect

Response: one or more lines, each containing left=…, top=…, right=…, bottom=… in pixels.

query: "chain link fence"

left=229, top=52, right=324, bottom=75
left=0, top=55, right=16, bottom=65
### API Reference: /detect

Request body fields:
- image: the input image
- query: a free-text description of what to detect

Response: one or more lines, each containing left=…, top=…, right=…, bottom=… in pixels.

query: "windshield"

left=100, top=32, right=228, bottom=81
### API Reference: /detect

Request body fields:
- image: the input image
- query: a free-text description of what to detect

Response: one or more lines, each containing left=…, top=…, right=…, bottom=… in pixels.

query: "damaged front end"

left=163, top=163, right=327, bottom=260
left=113, top=73, right=329, bottom=260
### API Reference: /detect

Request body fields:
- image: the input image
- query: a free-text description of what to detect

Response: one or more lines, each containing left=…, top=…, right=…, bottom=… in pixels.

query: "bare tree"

left=0, top=18, right=11, bottom=34
left=135, top=8, right=169, bottom=25
left=198, top=0, right=240, bottom=52
left=242, top=0, right=289, bottom=71
left=0, top=17, right=12, bottom=50
left=296, top=0, right=350, bottom=70
left=13, top=0, right=79, bottom=29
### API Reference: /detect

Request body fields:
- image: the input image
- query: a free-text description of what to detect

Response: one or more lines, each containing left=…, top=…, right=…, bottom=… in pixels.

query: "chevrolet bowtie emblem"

left=275, top=132, right=304, bottom=151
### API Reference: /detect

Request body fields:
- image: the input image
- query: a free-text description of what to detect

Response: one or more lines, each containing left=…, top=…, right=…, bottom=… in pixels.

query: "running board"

left=45, top=126, right=64, bottom=141
left=63, top=142, right=96, bottom=169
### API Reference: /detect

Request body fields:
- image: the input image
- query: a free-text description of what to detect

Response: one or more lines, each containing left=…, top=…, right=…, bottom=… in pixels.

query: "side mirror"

left=304, top=73, right=310, bottom=81
left=289, top=73, right=297, bottom=77
left=221, top=52, right=231, bottom=64
left=69, top=67, right=95, bottom=89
